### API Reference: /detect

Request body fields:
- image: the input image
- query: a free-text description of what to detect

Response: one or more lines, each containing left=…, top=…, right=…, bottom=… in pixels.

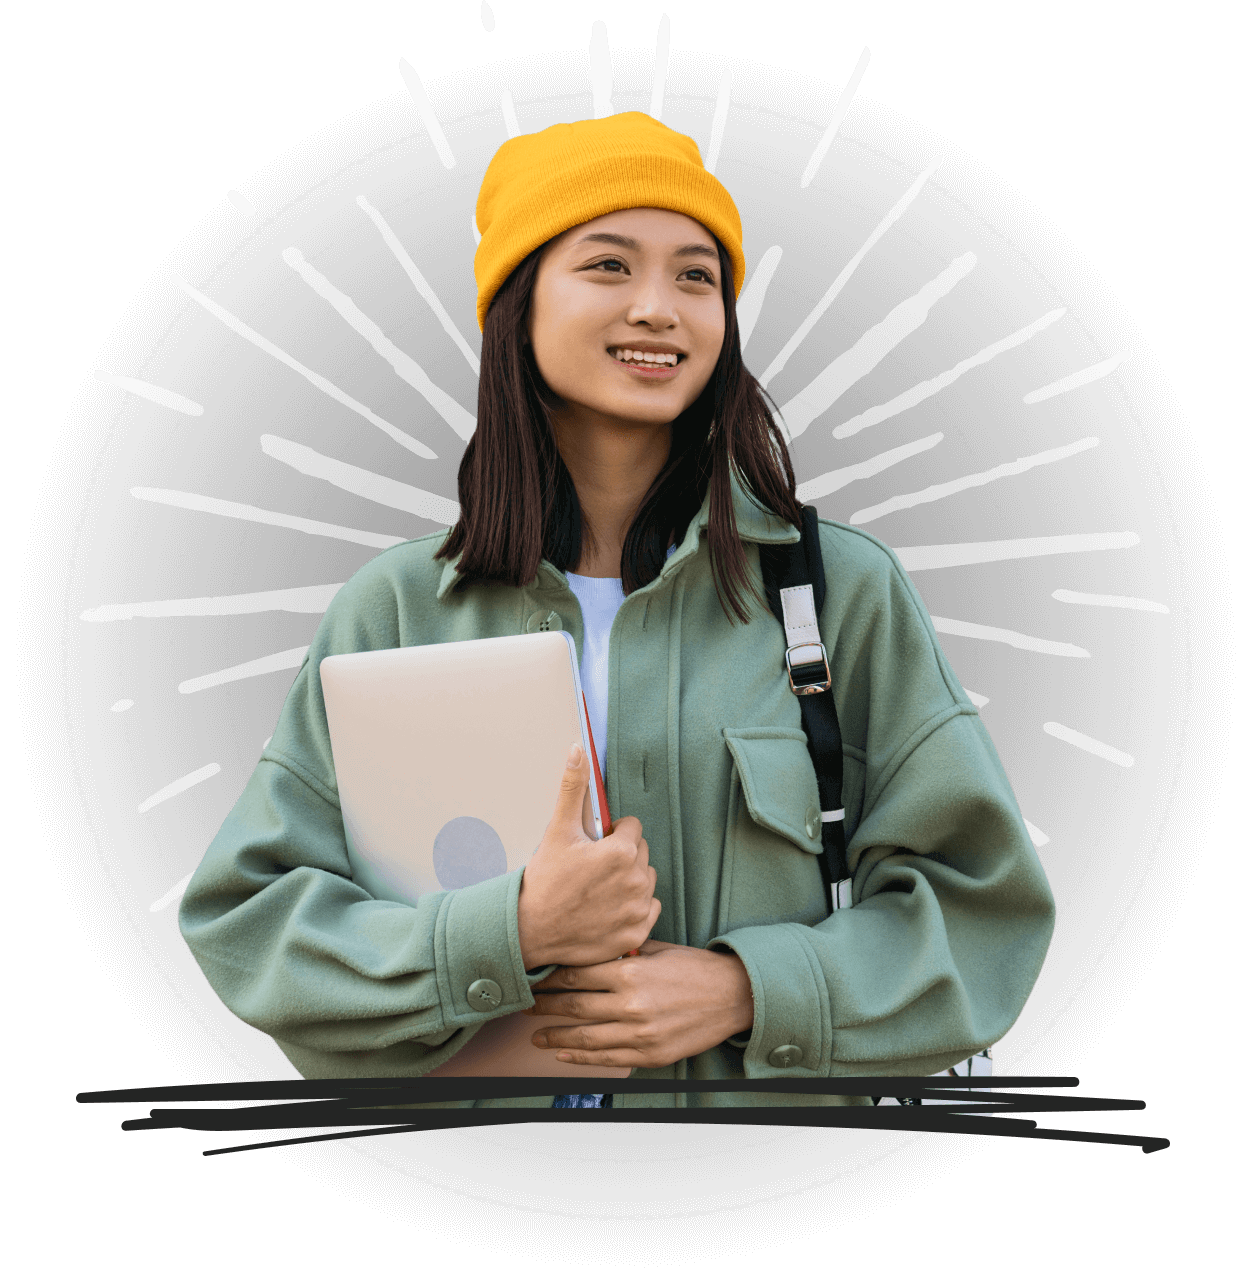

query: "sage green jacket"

left=180, top=477, right=1054, bottom=1109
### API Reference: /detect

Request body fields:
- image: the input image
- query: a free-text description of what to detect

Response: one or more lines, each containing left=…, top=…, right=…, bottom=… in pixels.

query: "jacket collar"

left=435, top=466, right=800, bottom=600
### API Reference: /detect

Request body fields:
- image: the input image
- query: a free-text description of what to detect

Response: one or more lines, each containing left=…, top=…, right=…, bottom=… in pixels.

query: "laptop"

left=320, top=630, right=630, bottom=1079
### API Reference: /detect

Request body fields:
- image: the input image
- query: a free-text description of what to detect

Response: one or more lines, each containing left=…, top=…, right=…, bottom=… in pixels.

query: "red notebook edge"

left=581, top=692, right=640, bottom=960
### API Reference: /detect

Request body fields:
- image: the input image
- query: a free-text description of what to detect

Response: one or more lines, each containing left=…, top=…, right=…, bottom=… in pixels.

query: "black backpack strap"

left=759, top=506, right=849, bottom=916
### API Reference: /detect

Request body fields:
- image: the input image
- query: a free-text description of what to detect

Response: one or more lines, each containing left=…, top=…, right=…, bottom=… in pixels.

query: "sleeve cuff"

left=433, top=866, right=551, bottom=1024
left=708, top=925, right=831, bottom=1076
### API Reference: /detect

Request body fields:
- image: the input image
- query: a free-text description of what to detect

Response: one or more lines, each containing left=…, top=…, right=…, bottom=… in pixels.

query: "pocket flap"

left=723, top=728, right=822, bottom=854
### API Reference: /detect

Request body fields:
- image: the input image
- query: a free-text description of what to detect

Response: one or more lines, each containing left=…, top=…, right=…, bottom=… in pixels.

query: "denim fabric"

left=551, top=1093, right=612, bottom=1107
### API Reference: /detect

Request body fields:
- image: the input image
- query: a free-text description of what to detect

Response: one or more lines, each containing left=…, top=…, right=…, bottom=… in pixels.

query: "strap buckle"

left=785, top=642, right=832, bottom=695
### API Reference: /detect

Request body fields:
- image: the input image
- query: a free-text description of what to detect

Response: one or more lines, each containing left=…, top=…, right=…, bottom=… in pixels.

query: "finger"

left=528, top=990, right=620, bottom=1021
left=547, top=742, right=591, bottom=837
left=532, top=960, right=620, bottom=992
left=607, top=814, right=643, bottom=845
left=532, top=1020, right=637, bottom=1054
left=550, top=1048, right=648, bottom=1069
left=644, top=896, right=663, bottom=934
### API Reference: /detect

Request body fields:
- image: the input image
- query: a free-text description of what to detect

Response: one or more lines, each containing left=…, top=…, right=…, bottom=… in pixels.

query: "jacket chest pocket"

left=717, top=728, right=829, bottom=933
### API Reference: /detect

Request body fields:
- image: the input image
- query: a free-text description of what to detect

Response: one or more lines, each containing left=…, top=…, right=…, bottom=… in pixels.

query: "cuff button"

left=768, top=1044, right=804, bottom=1069
left=467, top=978, right=504, bottom=1011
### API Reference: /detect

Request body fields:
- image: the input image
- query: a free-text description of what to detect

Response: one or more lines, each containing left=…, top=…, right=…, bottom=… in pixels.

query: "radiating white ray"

left=832, top=307, right=1068, bottom=440
left=262, top=736, right=272, bottom=750
left=931, top=616, right=1090, bottom=658
left=398, top=59, right=455, bottom=168
left=471, top=210, right=481, bottom=247
left=1024, top=819, right=1050, bottom=848
left=851, top=436, right=1099, bottom=526
left=261, top=434, right=460, bottom=525
left=780, top=253, right=976, bottom=438
left=1024, top=353, right=1125, bottom=404
left=800, top=46, right=871, bottom=189
left=177, top=279, right=437, bottom=459
left=897, top=531, right=1139, bottom=572
left=705, top=71, right=732, bottom=176
left=796, top=432, right=944, bottom=502
left=480, top=2, right=495, bottom=32
left=500, top=89, right=521, bottom=139
left=226, top=189, right=256, bottom=218
left=111, top=699, right=134, bottom=712
left=138, top=762, right=220, bottom=813
left=649, top=14, right=670, bottom=119
left=282, top=247, right=474, bottom=443
left=760, top=160, right=940, bottom=388
left=589, top=21, right=614, bottom=118
left=180, top=645, right=310, bottom=695
left=738, top=246, right=782, bottom=350
left=357, top=195, right=481, bottom=377
left=150, top=872, right=192, bottom=912
left=963, top=688, right=989, bottom=708
left=94, top=371, right=204, bottom=416
left=131, top=487, right=408, bottom=549
left=1052, top=588, right=1169, bottom=613
left=1044, top=721, right=1134, bottom=767
left=82, top=583, right=343, bottom=623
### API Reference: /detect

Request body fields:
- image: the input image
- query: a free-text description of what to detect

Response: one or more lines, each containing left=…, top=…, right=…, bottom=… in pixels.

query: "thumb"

left=550, top=742, right=591, bottom=835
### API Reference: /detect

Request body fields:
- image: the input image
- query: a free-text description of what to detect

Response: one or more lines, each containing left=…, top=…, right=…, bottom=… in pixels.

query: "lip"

left=607, top=351, right=681, bottom=379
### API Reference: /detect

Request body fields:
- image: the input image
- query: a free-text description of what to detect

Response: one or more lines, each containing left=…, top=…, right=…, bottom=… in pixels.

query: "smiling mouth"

left=609, top=347, right=685, bottom=368
left=604, top=351, right=681, bottom=371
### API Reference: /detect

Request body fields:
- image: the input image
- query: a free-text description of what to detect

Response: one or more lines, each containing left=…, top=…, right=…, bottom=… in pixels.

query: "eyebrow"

left=571, top=231, right=719, bottom=261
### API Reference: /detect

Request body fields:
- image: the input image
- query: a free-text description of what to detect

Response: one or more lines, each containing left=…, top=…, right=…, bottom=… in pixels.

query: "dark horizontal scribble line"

left=188, top=1107, right=1167, bottom=1158
left=121, top=1089, right=1144, bottom=1134
left=77, top=1075, right=1080, bottom=1104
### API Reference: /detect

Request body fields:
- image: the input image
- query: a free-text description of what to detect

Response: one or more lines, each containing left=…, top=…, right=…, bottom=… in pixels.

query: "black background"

left=29, top=2, right=1204, bottom=1230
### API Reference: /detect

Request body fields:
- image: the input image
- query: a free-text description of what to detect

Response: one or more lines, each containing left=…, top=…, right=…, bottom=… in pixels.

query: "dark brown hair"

left=436, top=237, right=803, bottom=624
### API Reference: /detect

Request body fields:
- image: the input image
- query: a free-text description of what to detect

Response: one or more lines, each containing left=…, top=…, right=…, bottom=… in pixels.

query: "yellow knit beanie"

left=473, top=111, right=745, bottom=331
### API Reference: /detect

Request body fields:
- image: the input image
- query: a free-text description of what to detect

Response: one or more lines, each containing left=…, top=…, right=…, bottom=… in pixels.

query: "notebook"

left=320, top=630, right=630, bottom=1079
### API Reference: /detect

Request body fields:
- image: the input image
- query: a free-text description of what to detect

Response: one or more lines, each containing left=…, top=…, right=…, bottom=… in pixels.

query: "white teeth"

left=612, top=348, right=678, bottom=365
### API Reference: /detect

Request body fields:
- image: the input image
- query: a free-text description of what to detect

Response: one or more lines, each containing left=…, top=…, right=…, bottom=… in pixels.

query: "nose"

left=623, top=271, right=680, bottom=330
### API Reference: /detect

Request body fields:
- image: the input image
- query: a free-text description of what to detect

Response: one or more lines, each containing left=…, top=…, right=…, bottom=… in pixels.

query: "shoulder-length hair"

left=436, top=236, right=803, bottom=623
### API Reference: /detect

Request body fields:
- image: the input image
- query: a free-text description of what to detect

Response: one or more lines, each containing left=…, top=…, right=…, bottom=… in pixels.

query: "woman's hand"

left=527, top=939, right=755, bottom=1068
left=515, top=744, right=662, bottom=970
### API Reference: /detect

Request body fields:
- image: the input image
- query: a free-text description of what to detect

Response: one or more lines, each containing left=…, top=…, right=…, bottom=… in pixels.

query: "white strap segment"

left=821, top=808, right=844, bottom=822
left=779, top=583, right=825, bottom=667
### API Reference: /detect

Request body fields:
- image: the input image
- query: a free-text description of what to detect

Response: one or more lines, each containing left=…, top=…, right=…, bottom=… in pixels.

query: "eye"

left=680, top=267, right=716, bottom=284
left=587, top=257, right=629, bottom=274
left=594, top=256, right=712, bottom=284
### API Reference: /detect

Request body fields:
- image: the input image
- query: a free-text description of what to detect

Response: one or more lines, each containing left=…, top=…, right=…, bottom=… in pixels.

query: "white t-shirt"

left=565, top=547, right=675, bottom=782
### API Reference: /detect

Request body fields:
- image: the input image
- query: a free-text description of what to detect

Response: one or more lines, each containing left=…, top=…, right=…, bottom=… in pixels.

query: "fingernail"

left=532, top=1033, right=548, bottom=1047
left=556, top=1052, right=572, bottom=1062
left=567, top=743, right=582, bottom=767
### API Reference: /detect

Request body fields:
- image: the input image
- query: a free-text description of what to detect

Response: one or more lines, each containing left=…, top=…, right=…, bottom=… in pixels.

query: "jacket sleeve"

left=178, top=561, right=552, bottom=1080
left=709, top=527, right=1056, bottom=1079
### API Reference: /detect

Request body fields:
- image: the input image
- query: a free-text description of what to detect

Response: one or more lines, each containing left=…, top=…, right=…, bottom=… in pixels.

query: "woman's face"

left=527, top=207, right=727, bottom=430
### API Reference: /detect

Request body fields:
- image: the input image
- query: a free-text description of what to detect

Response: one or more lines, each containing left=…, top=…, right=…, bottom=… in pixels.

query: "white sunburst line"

left=1024, top=819, right=1050, bottom=848
left=796, top=431, right=944, bottom=502
left=179, top=645, right=311, bottom=695
left=831, top=306, right=1068, bottom=440
left=850, top=436, right=1100, bottom=526
left=356, top=195, right=481, bottom=377
left=131, top=488, right=409, bottom=549
left=177, top=278, right=437, bottom=459
left=1024, top=353, right=1125, bottom=404
left=93, top=371, right=204, bottom=416
left=800, top=46, right=871, bottom=189
left=649, top=13, right=670, bottom=120
left=261, top=435, right=461, bottom=526
left=963, top=688, right=989, bottom=708
left=759, top=159, right=941, bottom=389
left=738, top=246, right=782, bottom=351
left=480, top=2, right=495, bottom=32
left=471, top=211, right=481, bottom=247
left=1043, top=721, right=1134, bottom=767
left=81, top=583, right=343, bottom=623
left=705, top=70, right=732, bottom=176
left=589, top=21, right=614, bottom=118
left=398, top=58, right=456, bottom=169
left=778, top=251, right=976, bottom=440
left=138, top=761, right=221, bottom=813
left=150, top=872, right=192, bottom=913
left=1052, top=588, right=1169, bottom=613
left=500, top=88, right=521, bottom=138
left=930, top=616, right=1090, bottom=659
left=282, top=247, right=476, bottom=443
left=896, top=531, right=1140, bottom=572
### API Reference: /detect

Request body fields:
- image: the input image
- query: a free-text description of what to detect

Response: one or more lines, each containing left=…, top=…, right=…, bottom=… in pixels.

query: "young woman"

left=180, top=112, right=1054, bottom=1110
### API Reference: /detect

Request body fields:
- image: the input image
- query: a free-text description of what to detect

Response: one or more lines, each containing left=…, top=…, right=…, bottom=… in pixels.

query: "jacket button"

left=768, top=1044, right=804, bottom=1069
left=804, top=805, right=821, bottom=840
left=525, top=609, right=562, bottom=634
left=467, top=978, right=503, bottom=1011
